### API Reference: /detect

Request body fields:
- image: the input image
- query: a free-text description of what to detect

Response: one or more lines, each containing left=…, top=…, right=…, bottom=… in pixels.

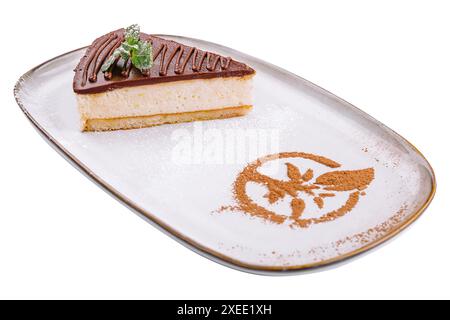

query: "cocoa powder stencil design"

left=219, top=152, right=375, bottom=229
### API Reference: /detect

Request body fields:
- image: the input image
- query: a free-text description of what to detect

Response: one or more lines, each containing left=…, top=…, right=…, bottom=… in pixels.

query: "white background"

left=1, top=0, right=448, bottom=299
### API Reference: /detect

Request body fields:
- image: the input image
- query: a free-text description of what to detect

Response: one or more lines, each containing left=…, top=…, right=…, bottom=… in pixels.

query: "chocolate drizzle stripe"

left=103, top=70, right=113, bottom=80
left=121, top=58, right=132, bottom=78
left=193, top=51, right=207, bottom=72
left=153, top=44, right=167, bottom=76
left=87, top=35, right=117, bottom=83
left=176, top=47, right=195, bottom=74
left=153, top=43, right=165, bottom=59
left=161, top=45, right=182, bottom=76
left=81, top=35, right=112, bottom=86
left=90, top=35, right=118, bottom=81
left=207, top=54, right=220, bottom=71
left=173, top=46, right=185, bottom=74
left=102, top=36, right=123, bottom=73
left=94, top=37, right=121, bottom=81
left=221, top=57, right=231, bottom=70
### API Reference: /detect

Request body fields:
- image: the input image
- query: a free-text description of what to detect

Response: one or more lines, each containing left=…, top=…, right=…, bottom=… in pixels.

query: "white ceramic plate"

left=14, top=35, right=436, bottom=274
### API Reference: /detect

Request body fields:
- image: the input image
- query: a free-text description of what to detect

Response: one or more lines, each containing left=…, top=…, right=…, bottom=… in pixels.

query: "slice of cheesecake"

left=73, top=26, right=255, bottom=131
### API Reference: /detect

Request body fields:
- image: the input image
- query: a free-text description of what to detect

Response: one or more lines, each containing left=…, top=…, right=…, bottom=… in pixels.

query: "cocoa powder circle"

left=231, top=152, right=375, bottom=228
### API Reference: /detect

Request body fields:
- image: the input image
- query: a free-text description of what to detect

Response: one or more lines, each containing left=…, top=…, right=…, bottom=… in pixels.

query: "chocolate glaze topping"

left=73, top=29, right=255, bottom=94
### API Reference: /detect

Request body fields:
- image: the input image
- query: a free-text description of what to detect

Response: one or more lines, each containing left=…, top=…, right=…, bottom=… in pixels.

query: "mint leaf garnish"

left=124, top=24, right=140, bottom=45
left=132, top=40, right=153, bottom=72
left=101, top=24, right=153, bottom=74
left=101, top=51, right=121, bottom=72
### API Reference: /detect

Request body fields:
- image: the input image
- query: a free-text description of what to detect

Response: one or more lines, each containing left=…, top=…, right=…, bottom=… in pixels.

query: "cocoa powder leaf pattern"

left=314, top=168, right=375, bottom=192
left=291, top=198, right=305, bottom=219
left=319, top=193, right=336, bottom=198
left=286, top=163, right=302, bottom=181
left=302, top=169, right=314, bottom=182
left=314, top=197, right=324, bottom=209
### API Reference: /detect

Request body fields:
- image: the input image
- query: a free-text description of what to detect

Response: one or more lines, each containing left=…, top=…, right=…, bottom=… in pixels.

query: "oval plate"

left=14, top=35, right=436, bottom=274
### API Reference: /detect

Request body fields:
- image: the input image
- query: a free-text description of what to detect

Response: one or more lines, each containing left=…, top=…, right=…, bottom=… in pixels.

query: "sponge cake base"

left=82, top=105, right=252, bottom=131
